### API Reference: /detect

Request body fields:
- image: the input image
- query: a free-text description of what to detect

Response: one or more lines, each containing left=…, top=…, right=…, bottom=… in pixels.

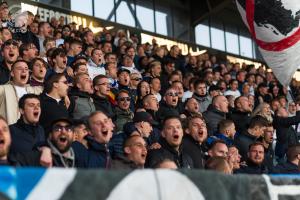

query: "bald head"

left=213, top=95, right=229, bottom=113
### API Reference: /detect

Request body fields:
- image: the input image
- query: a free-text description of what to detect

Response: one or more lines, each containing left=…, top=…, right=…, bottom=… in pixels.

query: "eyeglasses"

left=131, top=78, right=142, bottom=81
left=166, top=92, right=178, bottom=97
left=118, top=97, right=131, bottom=102
left=63, top=29, right=70, bottom=32
left=52, top=125, right=73, bottom=132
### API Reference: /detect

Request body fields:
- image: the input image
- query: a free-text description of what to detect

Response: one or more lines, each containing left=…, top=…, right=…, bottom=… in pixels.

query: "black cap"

left=133, top=112, right=158, bottom=125
left=117, top=68, right=130, bottom=76
left=209, top=85, right=221, bottom=93
left=258, top=82, right=268, bottom=89
left=50, top=118, right=73, bottom=129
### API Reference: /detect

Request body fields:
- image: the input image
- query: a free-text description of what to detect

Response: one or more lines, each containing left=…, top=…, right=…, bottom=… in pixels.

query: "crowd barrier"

left=1, top=167, right=300, bottom=200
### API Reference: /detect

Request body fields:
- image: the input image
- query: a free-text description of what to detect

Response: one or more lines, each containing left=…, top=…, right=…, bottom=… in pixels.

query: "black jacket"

left=156, top=101, right=180, bottom=124
left=92, top=94, right=115, bottom=118
left=13, top=30, right=40, bottom=51
left=273, top=111, right=300, bottom=158
left=39, top=93, right=69, bottom=135
left=9, top=118, right=45, bottom=154
left=145, top=137, right=193, bottom=168
left=203, top=107, right=227, bottom=136
left=235, top=159, right=268, bottom=174
left=182, top=135, right=205, bottom=169
left=0, top=61, right=10, bottom=85
left=273, top=161, right=300, bottom=174
left=110, top=155, right=142, bottom=169
left=228, top=109, right=251, bottom=133
left=234, top=131, right=258, bottom=161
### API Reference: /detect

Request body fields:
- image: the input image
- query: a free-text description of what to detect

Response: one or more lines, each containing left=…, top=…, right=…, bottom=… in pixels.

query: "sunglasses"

left=52, top=125, right=73, bottom=132
left=166, top=92, right=178, bottom=97
left=118, top=97, right=131, bottom=102
left=131, top=78, right=142, bottom=81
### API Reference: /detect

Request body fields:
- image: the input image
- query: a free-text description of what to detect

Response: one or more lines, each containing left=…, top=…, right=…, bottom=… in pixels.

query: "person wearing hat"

left=13, top=117, right=79, bottom=168
left=110, top=111, right=156, bottom=158
left=254, top=82, right=272, bottom=108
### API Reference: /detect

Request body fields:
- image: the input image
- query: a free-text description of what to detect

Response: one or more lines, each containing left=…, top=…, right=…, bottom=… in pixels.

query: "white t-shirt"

left=14, top=85, right=27, bottom=99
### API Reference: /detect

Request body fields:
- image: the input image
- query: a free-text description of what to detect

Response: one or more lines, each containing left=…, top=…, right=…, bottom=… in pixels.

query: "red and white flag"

left=236, top=0, right=300, bottom=86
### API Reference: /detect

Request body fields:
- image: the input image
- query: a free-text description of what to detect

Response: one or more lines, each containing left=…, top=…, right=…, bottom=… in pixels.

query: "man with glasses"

left=114, top=90, right=134, bottom=133
left=0, top=60, right=43, bottom=125
left=157, top=87, right=180, bottom=123
left=16, top=118, right=78, bottom=168
left=0, top=39, right=19, bottom=84
left=92, top=75, right=114, bottom=118
left=111, top=135, right=147, bottom=169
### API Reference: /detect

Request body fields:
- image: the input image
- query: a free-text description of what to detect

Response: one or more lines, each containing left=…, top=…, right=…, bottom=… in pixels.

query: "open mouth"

left=141, top=153, right=147, bottom=158
left=59, top=135, right=67, bottom=143
left=9, top=53, right=15, bottom=58
left=173, top=134, right=179, bottom=140
left=20, top=75, right=27, bottom=80
left=102, top=130, right=108, bottom=136
left=0, top=138, right=4, bottom=145
left=172, top=99, right=177, bottom=103
left=63, top=60, right=67, bottom=65
left=33, top=111, right=39, bottom=117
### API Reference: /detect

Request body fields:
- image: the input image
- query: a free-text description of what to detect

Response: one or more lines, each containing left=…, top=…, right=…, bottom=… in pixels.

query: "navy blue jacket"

left=273, top=161, right=300, bottom=174
left=9, top=118, right=45, bottom=154
left=72, top=136, right=111, bottom=168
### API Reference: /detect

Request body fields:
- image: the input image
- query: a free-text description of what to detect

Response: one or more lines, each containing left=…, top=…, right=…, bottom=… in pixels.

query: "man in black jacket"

left=203, top=95, right=229, bottom=136
left=261, top=124, right=275, bottom=172
left=273, top=105, right=300, bottom=162
left=273, top=144, right=300, bottom=174
left=0, top=39, right=19, bottom=84
left=146, top=116, right=193, bottom=168
left=92, top=74, right=114, bottom=118
left=18, top=118, right=77, bottom=168
left=182, top=114, right=207, bottom=168
left=39, top=73, right=69, bottom=135
left=229, top=96, right=252, bottom=133
left=9, top=94, right=45, bottom=154
left=234, top=115, right=269, bottom=161
left=111, top=135, right=147, bottom=169
left=157, top=87, right=180, bottom=123
left=236, top=142, right=268, bottom=174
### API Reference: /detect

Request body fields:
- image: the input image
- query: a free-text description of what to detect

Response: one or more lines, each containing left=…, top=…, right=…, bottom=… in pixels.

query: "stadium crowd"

left=1, top=1, right=300, bottom=174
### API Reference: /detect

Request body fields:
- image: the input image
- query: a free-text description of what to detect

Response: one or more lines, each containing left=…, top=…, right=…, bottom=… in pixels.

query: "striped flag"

left=236, top=0, right=300, bottom=86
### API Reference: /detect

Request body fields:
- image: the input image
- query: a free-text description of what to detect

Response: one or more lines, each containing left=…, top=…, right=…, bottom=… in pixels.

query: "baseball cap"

left=133, top=112, right=158, bottom=125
